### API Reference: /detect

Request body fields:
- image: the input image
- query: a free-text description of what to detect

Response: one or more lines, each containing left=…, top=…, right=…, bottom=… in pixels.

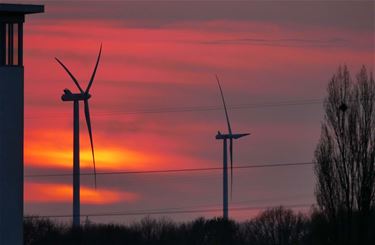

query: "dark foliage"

left=308, top=208, right=375, bottom=245
left=24, top=207, right=309, bottom=245
left=240, top=207, right=308, bottom=245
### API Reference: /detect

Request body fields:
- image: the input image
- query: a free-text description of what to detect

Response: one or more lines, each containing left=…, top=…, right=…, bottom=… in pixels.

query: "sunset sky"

left=14, top=0, right=374, bottom=223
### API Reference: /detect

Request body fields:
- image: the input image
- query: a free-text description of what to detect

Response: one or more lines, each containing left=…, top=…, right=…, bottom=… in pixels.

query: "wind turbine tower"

left=56, top=45, right=102, bottom=227
left=215, top=75, right=250, bottom=220
left=0, top=4, right=44, bottom=245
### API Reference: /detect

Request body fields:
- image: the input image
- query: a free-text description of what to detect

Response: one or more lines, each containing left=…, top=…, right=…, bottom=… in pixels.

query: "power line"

left=25, top=161, right=314, bottom=178
left=24, top=203, right=314, bottom=219
left=24, top=98, right=323, bottom=119
left=25, top=197, right=309, bottom=219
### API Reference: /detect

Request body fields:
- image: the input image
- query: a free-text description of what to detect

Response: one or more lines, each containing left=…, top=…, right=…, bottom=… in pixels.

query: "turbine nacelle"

left=216, top=132, right=250, bottom=140
left=61, top=90, right=91, bottom=101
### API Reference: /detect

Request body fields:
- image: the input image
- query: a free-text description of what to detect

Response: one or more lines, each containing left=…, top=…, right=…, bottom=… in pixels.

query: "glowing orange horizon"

left=26, top=145, right=151, bottom=170
left=25, top=128, right=211, bottom=173
left=25, top=182, right=139, bottom=204
left=25, top=129, right=157, bottom=171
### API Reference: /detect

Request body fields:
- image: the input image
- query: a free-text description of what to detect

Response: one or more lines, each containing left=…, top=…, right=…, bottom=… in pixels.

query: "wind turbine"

left=215, top=75, right=250, bottom=220
left=56, top=44, right=102, bottom=227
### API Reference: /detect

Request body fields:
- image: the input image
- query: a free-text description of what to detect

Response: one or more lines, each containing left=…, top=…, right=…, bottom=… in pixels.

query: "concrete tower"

left=0, top=4, right=43, bottom=245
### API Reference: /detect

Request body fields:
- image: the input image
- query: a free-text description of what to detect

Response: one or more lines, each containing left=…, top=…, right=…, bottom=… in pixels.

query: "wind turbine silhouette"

left=215, top=75, right=250, bottom=220
left=56, top=44, right=102, bottom=227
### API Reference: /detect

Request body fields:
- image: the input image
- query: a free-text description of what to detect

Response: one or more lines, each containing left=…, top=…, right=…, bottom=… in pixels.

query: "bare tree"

left=314, top=65, right=375, bottom=244
left=241, top=206, right=307, bottom=245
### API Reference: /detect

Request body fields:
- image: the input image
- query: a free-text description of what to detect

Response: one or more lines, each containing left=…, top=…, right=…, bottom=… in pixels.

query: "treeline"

left=24, top=206, right=375, bottom=245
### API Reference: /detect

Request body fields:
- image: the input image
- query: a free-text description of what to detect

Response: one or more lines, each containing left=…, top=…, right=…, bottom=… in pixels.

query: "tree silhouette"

left=314, top=65, right=375, bottom=244
left=241, top=206, right=308, bottom=245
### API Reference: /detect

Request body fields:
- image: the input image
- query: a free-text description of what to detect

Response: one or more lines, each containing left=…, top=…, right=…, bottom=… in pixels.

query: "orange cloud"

left=25, top=129, right=156, bottom=171
left=25, top=182, right=139, bottom=204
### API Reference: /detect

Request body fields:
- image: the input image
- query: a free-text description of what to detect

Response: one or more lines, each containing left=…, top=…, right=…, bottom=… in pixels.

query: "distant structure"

left=0, top=3, right=44, bottom=245
left=215, top=75, right=250, bottom=220
left=56, top=44, right=102, bottom=227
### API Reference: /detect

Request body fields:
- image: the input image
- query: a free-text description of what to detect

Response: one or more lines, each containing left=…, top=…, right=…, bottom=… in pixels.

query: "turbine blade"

left=84, top=99, right=97, bottom=188
left=55, top=57, right=84, bottom=93
left=230, top=138, right=233, bottom=199
left=85, top=44, right=102, bottom=94
left=215, top=75, right=232, bottom=135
